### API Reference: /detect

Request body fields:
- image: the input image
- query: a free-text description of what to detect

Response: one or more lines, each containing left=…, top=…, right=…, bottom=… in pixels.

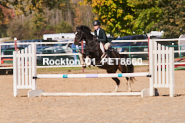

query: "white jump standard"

left=13, top=39, right=175, bottom=97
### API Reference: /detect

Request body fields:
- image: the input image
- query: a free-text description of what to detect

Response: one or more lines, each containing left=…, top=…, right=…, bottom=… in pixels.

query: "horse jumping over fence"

left=74, top=25, right=134, bottom=92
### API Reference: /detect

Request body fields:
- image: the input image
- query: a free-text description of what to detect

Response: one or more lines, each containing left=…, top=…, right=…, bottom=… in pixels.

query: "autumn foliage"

left=0, top=0, right=185, bottom=39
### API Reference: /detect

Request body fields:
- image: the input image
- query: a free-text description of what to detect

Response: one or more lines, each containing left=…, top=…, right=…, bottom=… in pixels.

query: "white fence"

left=13, top=39, right=175, bottom=97
left=1, top=38, right=185, bottom=69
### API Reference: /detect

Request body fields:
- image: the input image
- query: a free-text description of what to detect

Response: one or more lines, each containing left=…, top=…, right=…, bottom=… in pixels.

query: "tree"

left=55, top=20, right=73, bottom=33
left=7, top=19, right=25, bottom=39
left=131, top=0, right=185, bottom=38
left=32, top=12, right=47, bottom=38
left=157, top=0, right=185, bottom=38
left=0, top=4, right=14, bottom=37
left=0, top=0, right=65, bottom=15
left=76, top=0, right=94, bottom=30
left=83, top=0, right=135, bottom=37
left=0, top=0, right=71, bottom=39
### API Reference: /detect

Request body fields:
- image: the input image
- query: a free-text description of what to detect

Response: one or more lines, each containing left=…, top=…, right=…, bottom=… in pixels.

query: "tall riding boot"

left=106, top=50, right=111, bottom=58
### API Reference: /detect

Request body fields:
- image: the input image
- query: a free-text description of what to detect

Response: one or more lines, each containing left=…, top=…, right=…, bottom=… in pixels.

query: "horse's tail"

left=120, top=54, right=135, bottom=82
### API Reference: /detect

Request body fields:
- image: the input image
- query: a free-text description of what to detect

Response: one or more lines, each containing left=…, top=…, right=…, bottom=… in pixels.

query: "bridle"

left=75, top=30, right=84, bottom=43
left=75, top=29, right=101, bottom=56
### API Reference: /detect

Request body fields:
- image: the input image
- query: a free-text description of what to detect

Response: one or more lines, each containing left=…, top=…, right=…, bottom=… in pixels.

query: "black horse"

left=74, top=25, right=134, bottom=92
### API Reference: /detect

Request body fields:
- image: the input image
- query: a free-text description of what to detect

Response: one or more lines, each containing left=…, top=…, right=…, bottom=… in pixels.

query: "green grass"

left=175, top=55, right=185, bottom=59
left=37, top=66, right=99, bottom=73
left=36, top=64, right=148, bottom=73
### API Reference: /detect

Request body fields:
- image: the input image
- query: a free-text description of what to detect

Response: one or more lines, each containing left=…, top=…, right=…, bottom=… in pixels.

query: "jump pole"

left=35, top=72, right=150, bottom=79
left=41, top=92, right=146, bottom=97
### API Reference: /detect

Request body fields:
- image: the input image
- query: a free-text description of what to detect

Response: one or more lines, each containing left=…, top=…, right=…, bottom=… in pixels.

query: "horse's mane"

left=76, top=25, right=91, bottom=32
left=76, top=25, right=98, bottom=43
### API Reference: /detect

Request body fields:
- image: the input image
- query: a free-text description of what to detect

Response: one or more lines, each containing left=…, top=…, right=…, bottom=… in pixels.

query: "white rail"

left=1, top=38, right=185, bottom=69
left=112, top=38, right=185, bottom=42
left=112, top=39, right=147, bottom=42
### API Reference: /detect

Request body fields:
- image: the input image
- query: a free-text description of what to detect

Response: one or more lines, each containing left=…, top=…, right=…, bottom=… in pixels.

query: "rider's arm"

left=97, top=29, right=107, bottom=44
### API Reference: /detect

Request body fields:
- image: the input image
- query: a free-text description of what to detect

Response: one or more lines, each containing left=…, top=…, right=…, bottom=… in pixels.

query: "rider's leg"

left=100, top=42, right=105, bottom=54
left=104, top=42, right=110, bottom=50
left=105, top=43, right=111, bottom=57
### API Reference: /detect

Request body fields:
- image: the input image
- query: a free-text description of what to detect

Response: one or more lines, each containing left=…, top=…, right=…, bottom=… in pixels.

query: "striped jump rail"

left=33, top=72, right=151, bottom=79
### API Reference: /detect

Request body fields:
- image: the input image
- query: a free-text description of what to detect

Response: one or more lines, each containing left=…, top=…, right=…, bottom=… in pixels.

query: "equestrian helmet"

left=93, top=20, right=101, bottom=26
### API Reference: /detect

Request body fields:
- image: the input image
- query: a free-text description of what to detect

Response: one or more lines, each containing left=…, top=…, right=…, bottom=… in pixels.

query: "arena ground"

left=0, top=66, right=185, bottom=123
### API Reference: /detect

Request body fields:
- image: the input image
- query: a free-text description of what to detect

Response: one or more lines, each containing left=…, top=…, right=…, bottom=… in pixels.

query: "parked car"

left=38, top=42, right=74, bottom=64
left=110, top=35, right=148, bottom=59
left=43, top=43, right=72, bottom=53
left=1, top=47, right=25, bottom=64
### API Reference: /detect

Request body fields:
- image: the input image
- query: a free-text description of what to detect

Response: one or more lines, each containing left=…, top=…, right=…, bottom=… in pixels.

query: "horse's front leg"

left=85, top=56, right=91, bottom=67
left=79, top=53, right=85, bottom=66
left=84, top=51, right=91, bottom=67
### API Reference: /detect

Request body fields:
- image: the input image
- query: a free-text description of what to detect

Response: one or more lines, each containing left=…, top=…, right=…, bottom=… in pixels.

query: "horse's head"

left=74, top=27, right=83, bottom=45
left=74, top=25, right=91, bottom=45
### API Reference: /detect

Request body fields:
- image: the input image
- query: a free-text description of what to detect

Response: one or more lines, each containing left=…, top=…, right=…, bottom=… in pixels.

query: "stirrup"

left=101, top=53, right=107, bottom=58
left=106, top=50, right=111, bottom=58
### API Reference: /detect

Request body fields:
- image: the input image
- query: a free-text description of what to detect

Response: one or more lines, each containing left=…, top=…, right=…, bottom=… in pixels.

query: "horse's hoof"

left=81, top=64, right=85, bottom=66
left=128, top=89, right=132, bottom=92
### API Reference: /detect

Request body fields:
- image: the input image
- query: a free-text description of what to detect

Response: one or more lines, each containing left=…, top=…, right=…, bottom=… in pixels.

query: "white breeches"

left=104, top=42, right=110, bottom=50
left=100, top=42, right=105, bottom=53
left=100, top=42, right=111, bottom=53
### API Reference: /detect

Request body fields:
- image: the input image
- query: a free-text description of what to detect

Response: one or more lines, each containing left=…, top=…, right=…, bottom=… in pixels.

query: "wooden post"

left=14, top=37, right=17, bottom=51
left=31, top=43, right=37, bottom=90
left=149, top=38, right=154, bottom=96
left=169, top=47, right=175, bottom=97
left=13, top=51, right=18, bottom=97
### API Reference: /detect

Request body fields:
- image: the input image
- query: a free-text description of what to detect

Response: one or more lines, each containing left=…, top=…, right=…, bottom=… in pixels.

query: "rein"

left=75, top=30, right=83, bottom=43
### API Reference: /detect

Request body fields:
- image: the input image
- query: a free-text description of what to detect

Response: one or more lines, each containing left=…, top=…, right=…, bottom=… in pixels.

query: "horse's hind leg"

left=126, top=77, right=132, bottom=92
left=107, top=69, right=120, bottom=92
left=118, top=64, right=133, bottom=92
left=112, top=78, right=120, bottom=92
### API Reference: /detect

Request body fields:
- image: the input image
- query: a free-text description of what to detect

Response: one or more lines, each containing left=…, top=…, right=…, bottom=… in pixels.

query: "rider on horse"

left=74, top=25, right=134, bottom=92
left=93, top=20, right=111, bottom=57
